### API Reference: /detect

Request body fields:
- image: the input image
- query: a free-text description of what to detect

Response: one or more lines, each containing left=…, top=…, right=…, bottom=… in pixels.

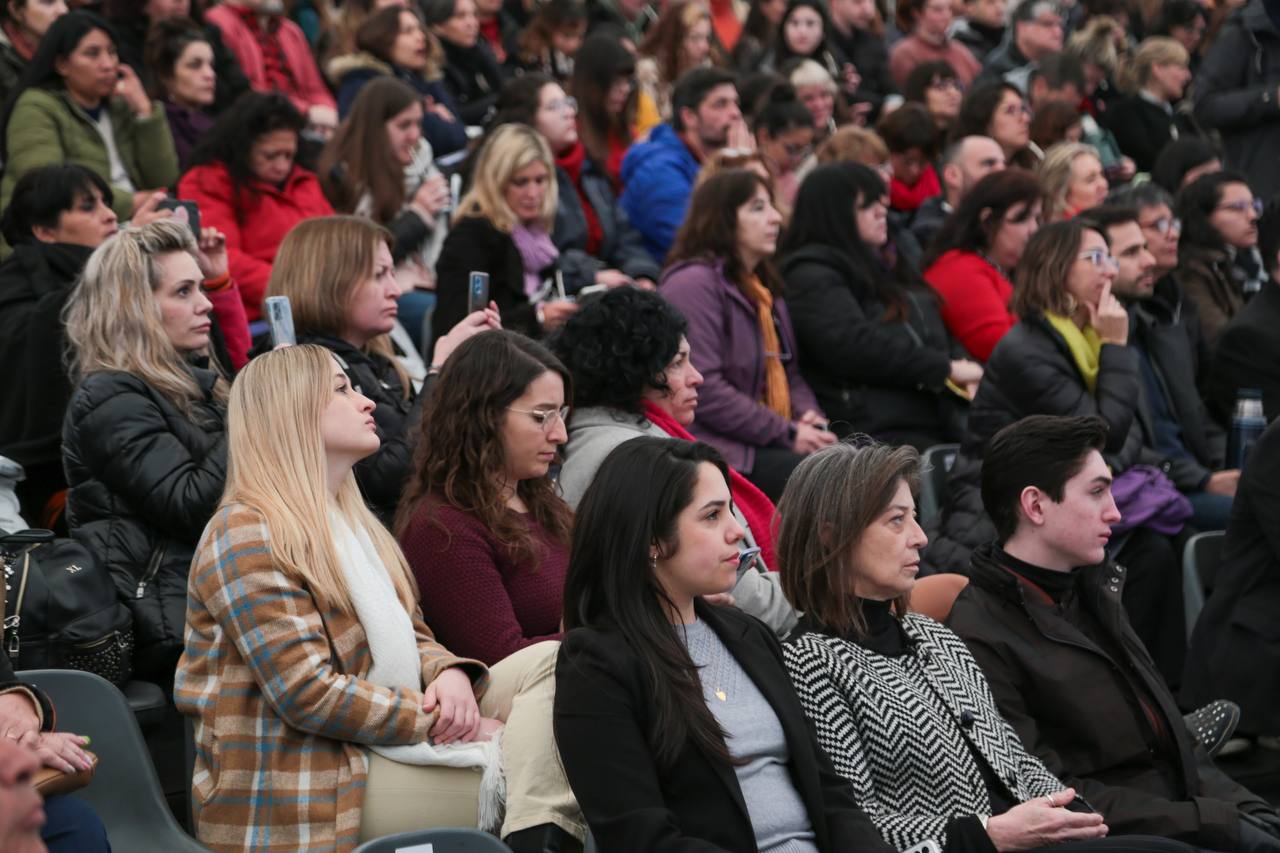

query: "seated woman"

left=554, top=435, right=894, bottom=853
left=396, top=331, right=571, bottom=666
left=636, top=0, right=716, bottom=122
left=1101, top=37, right=1197, bottom=174
left=902, top=60, right=961, bottom=148
left=953, top=81, right=1039, bottom=170
left=661, top=168, right=834, bottom=501
left=788, top=58, right=843, bottom=144
left=62, top=220, right=232, bottom=682
left=780, top=162, right=979, bottom=450
left=327, top=5, right=468, bottom=157
left=551, top=286, right=797, bottom=634
left=105, top=0, right=249, bottom=115
left=1039, top=142, right=1109, bottom=222
left=489, top=73, right=658, bottom=293
left=1172, top=170, right=1265, bottom=346
left=421, top=0, right=504, bottom=126
left=179, top=91, right=335, bottom=321
left=751, top=82, right=815, bottom=220
left=174, top=343, right=581, bottom=853
left=0, top=11, right=178, bottom=222
left=266, top=215, right=496, bottom=523
left=777, top=439, right=1198, bottom=853
left=922, top=168, right=1043, bottom=361
left=434, top=122, right=577, bottom=340
left=760, top=0, right=850, bottom=103
left=319, top=77, right=451, bottom=346
left=571, top=31, right=645, bottom=188
left=507, top=0, right=586, bottom=81
left=0, top=0, right=67, bottom=108
left=0, top=164, right=245, bottom=527
left=144, top=18, right=216, bottom=171
left=876, top=103, right=941, bottom=216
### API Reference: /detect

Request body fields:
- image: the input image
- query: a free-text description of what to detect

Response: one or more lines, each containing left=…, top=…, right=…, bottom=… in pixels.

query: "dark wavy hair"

left=1175, top=169, right=1249, bottom=257
left=186, top=91, right=305, bottom=196
left=548, top=287, right=688, bottom=412
left=667, top=168, right=783, bottom=293
left=564, top=436, right=737, bottom=769
left=923, top=167, right=1043, bottom=268
left=396, top=330, right=574, bottom=563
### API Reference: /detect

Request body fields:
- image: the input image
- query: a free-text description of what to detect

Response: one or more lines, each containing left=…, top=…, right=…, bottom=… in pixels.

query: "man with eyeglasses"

left=979, top=0, right=1064, bottom=93
left=1209, top=204, right=1280, bottom=426
left=1082, top=205, right=1239, bottom=532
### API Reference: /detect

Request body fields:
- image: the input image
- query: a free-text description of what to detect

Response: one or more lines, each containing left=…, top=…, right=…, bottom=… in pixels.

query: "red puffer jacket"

left=178, top=162, right=334, bottom=321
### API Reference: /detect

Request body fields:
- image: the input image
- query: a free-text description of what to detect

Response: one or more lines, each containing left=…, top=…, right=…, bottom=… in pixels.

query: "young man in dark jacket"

left=1081, top=206, right=1236, bottom=531
left=948, top=414, right=1280, bottom=853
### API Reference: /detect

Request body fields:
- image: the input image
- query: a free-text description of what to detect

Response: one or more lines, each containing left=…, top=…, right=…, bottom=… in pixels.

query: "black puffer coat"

left=780, top=243, right=962, bottom=449
left=924, top=315, right=1143, bottom=573
left=62, top=367, right=227, bottom=682
left=298, top=332, right=422, bottom=524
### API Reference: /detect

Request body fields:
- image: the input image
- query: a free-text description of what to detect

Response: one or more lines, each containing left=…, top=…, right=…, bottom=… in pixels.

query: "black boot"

left=503, top=823, right=583, bottom=853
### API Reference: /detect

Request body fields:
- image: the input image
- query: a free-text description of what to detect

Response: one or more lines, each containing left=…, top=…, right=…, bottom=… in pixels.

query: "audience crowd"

left=2, top=0, right=1280, bottom=849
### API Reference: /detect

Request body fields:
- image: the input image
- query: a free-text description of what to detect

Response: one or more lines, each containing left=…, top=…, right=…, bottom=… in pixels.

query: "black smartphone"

left=468, top=271, right=491, bottom=314
left=264, top=295, right=296, bottom=347
left=158, top=199, right=200, bottom=236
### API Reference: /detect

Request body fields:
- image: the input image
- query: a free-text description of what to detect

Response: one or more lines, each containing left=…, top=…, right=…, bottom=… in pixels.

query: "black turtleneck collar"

left=858, top=598, right=912, bottom=657
left=994, top=547, right=1079, bottom=604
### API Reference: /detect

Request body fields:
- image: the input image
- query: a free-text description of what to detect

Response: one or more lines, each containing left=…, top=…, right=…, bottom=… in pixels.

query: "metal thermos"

left=1227, top=389, right=1267, bottom=470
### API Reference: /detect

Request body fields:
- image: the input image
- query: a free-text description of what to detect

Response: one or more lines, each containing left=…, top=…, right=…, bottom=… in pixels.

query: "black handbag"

left=0, top=529, right=135, bottom=685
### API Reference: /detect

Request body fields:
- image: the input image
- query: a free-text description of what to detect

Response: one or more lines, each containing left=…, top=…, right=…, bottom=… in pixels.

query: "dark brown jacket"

left=947, top=543, right=1268, bottom=850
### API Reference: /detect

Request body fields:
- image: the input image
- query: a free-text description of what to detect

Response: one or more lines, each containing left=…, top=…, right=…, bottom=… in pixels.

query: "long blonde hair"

left=63, top=219, right=228, bottom=419
left=1038, top=141, right=1101, bottom=221
left=454, top=123, right=558, bottom=232
left=222, top=344, right=419, bottom=616
left=266, top=215, right=411, bottom=399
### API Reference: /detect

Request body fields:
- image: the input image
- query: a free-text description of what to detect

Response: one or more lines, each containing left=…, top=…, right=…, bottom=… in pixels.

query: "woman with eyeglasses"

left=902, top=60, right=962, bottom=143
left=396, top=330, right=573, bottom=667
left=570, top=32, right=649, bottom=189
left=661, top=168, right=834, bottom=502
left=1172, top=170, right=1265, bottom=346
left=953, top=80, right=1039, bottom=170
left=781, top=162, right=977, bottom=451
left=751, top=82, right=815, bottom=220
left=488, top=73, right=659, bottom=295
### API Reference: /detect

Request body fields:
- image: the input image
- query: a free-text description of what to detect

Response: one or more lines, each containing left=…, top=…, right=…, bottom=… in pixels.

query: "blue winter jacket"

left=619, top=123, right=699, bottom=262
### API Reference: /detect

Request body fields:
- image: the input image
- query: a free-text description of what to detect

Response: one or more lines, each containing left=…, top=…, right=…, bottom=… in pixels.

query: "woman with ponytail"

left=1101, top=37, right=1200, bottom=174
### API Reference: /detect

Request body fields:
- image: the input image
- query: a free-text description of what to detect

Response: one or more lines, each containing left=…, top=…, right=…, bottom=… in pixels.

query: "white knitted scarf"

left=329, top=511, right=505, bottom=830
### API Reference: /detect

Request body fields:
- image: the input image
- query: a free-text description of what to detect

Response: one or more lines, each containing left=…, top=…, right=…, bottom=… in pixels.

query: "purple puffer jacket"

left=659, top=258, right=822, bottom=474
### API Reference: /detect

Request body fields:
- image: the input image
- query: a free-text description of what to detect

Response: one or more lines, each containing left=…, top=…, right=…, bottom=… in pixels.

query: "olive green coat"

left=1, top=87, right=178, bottom=221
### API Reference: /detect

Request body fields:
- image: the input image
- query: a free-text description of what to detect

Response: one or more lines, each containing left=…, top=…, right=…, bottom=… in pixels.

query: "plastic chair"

left=918, top=443, right=959, bottom=528
left=909, top=573, right=971, bottom=622
left=1181, top=530, right=1225, bottom=639
left=353, top=827, right=513, bottom=852
left=17, top=668, right=213, bottom=852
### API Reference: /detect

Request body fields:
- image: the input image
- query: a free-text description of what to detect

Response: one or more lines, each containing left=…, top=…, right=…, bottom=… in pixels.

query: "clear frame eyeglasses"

left=507, top=406, right=571, bottom=432
left=1078, top=248, right=1120, bottom=272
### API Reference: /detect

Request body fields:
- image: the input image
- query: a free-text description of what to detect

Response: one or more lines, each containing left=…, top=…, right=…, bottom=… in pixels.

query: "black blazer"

left=554, top=601, right=893, bottom=852
left=432, top=216, right=541, bottom=342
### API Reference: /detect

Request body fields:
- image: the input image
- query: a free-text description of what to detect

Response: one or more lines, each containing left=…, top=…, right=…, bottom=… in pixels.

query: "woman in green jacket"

left=0, top=11, right=177, bottom=222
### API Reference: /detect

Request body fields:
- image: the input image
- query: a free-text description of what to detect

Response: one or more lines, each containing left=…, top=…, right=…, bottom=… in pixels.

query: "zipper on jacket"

left=136, top=547, right=166, bottom=599
left=5, top=548, right=34, bottom=658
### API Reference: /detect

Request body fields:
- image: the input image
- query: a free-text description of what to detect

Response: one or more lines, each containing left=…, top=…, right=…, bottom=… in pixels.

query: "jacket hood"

left=326, top=51, right=391, bottom=84
left=566, top=405, right=649, bottom=435
left=621, top=123, right=691, bottom=183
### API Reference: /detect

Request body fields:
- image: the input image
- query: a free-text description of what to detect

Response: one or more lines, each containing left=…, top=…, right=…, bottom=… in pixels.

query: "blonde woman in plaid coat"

left=175, top=344, right=581, bottom=853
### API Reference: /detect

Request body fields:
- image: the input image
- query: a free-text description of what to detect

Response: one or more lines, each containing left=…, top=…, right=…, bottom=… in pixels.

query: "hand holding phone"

left=467, top=271, right=491, bottom=315
left=158, top=199, right=201, bottom=236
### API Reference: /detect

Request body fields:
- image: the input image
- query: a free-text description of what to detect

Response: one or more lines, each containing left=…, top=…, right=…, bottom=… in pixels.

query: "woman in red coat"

left=178, top=91, right=334, bottom=321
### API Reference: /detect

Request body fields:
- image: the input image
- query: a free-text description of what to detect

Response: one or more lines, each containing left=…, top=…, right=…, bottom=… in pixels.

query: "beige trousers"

left=358, top=641, right=583, bottom=843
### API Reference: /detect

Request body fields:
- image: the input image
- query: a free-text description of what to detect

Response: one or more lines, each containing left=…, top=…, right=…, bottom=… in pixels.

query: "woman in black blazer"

left=554, top=436, right=893, bottom=853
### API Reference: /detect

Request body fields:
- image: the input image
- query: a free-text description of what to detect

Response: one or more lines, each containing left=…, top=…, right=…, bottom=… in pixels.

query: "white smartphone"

left=264, top=295, right=295, bottom=347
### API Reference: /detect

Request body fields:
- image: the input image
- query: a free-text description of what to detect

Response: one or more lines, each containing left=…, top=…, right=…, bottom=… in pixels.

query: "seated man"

left=620, top=67, right=741, bottom=262
left=948, top=413, right=1280, bottom=853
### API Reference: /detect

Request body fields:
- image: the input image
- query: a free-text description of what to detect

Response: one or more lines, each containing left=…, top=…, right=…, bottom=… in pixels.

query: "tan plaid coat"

left=174, top=504, right=488, bottom=853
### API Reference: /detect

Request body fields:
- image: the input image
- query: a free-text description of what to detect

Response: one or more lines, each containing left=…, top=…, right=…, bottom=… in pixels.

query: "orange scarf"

left=741, top=275, right=792, bottom=421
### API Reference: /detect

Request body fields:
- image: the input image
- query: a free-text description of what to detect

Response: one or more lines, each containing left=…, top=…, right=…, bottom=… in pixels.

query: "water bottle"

left=1227, top=389, right=1267, bottom=470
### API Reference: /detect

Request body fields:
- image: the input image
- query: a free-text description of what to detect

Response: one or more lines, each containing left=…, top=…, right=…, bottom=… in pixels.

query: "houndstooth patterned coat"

left=784, top=613, right=1064, bottom=851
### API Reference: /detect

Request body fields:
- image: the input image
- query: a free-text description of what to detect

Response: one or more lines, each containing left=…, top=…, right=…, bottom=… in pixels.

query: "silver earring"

left=649, top=551, right=658, bottom=570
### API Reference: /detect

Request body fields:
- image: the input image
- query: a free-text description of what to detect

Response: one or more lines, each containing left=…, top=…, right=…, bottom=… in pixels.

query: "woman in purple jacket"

left=660, top=168, right=834, bottom=501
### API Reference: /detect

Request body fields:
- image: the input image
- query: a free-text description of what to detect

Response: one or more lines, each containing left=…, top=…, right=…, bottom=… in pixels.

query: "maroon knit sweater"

left=398, top=499, right=568, bottom=665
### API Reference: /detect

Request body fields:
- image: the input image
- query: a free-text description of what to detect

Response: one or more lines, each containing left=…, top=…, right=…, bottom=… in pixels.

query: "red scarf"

left=480, top=17, right=506, bottom=63
left=605, top=132, right=630, bottom=193
left=889, top=163, right=941, bottom=213
left=642, top=400, right=778, bottom=571
left=708, top=0, right=742, bottom=51
left=2, top=21, right=37, bottom=61
left=555, top=141, right=603, bottom=256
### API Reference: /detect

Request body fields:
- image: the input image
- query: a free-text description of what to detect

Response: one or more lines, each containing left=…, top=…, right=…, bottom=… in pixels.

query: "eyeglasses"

left=1000, top=102, right=1031, bottom=117
left=1140, top=216, right=1181, bottom=235
left=1215, top=198, right=1263, bottom=216
left=508, top=405, right=570, bottom=432
left=542, top=96, right=578, bottom=113
left=929, top=78, right=963, bottom=92
left=782, top=140, right=813, bottom=159
left=1078, top=248, right=1119, bottom=271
